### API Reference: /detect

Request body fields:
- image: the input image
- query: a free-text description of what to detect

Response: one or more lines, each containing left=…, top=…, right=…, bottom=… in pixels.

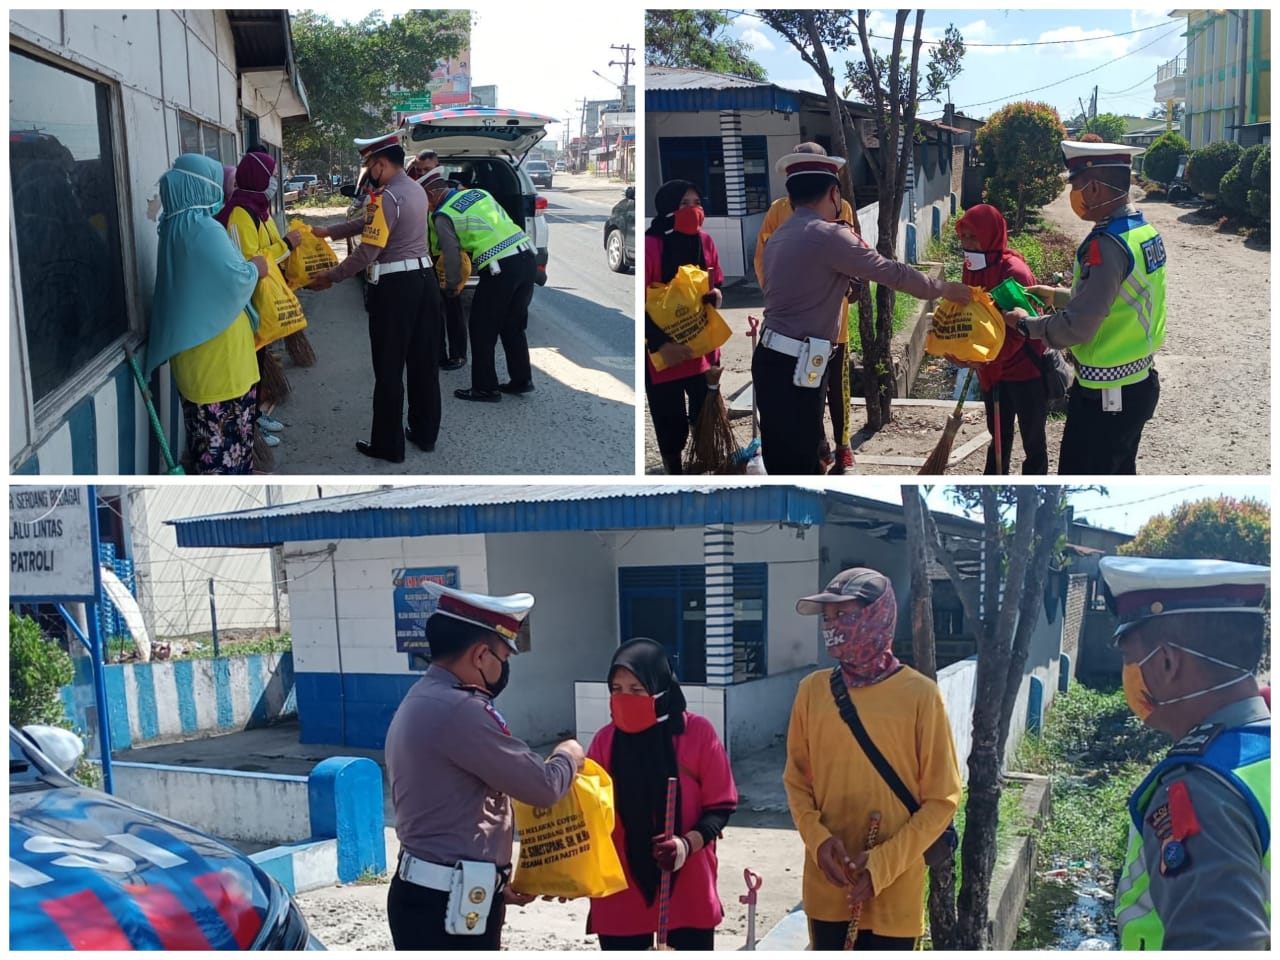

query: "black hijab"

left=608, top=637, right=687, bottom=906
left=645, top=179, right=706, bottom=284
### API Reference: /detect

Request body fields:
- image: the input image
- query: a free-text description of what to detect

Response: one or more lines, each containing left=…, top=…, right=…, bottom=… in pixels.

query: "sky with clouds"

left=724, top=9, right=1190, bottom=123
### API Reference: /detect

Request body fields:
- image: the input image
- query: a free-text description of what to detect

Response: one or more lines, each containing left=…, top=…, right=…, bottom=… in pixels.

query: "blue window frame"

left=656, top=136, right=769, bottom=216
left=618, top=564, right=767, bottom=683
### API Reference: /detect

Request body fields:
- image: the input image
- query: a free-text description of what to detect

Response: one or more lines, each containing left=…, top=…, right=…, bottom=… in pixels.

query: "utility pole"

left=609, top=43, right=635, bottom=111
left=575, top=97, right=589, bottom=173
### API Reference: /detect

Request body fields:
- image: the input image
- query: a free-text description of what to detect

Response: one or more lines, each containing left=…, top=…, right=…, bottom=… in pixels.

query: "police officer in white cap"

left=384, top=584, right=586, bottom=949
left=308, top=131, right=442, bottom=464
left=1099, top=556, right=1270, bottom=950
left=1002, top=141, right=1165, bottom=475
left=756, top=153, right=970, bottom=475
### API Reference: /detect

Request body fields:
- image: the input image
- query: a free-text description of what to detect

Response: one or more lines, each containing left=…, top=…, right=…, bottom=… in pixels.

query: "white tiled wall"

left=576, top=682, right=728, bottom=757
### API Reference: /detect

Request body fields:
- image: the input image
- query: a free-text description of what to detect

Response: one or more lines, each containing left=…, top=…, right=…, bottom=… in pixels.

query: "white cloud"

left=740, top=27, right=776, bottom=53
left=1037, top=26, right=1131, bottom=61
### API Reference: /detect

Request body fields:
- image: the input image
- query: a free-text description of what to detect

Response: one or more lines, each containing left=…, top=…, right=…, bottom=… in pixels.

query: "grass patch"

left=106, top=633, right=292, bottom=662
left=925, top=215, right=1077, bottom=288
left=353, top=867, right=387, bottom=885
left=847, top=282, right=922, bottom=354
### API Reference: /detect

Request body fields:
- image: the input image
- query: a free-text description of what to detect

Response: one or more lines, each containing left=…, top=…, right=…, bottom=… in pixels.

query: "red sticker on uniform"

left=484, top=701, right=511, bottom=736
left=1085, top=239, right=1103, bottom=267
left=1167, top=781, right=1201, bottom=841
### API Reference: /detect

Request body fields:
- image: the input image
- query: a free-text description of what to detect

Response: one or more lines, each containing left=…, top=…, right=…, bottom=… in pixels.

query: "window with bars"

left=656, top=136, right=770, bottom=216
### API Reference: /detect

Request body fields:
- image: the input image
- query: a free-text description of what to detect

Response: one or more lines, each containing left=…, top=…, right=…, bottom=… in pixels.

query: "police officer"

left=1002, top=141, right=1165, bottom=475
left=408, top=149, right=440, bottom=180
left=757, top=153, right=970, bottom=475
left=420, top=168, right=468, bottom=372
left=308, top=132, right=441, bottom=463
left=425, top=175, right=537, bottom=402
left=383, top=584, right=586, bottom=950
left=1098, top=556, right=1270, bottom=950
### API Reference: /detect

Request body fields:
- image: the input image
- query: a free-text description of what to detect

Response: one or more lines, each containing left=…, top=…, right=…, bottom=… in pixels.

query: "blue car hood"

left=10, top=783, right=271, bottom=950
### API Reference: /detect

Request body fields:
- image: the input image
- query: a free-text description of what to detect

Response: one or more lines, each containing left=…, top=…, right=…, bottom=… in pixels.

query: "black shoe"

left=454, top=387, right=502, bottom=403
left=498, top=381, right=535, bottom=395
left=355, top=440, right=405, bottom=464
left=404, top=427, right=435, bottom=453
left=440, top=357, right=467, bottom=371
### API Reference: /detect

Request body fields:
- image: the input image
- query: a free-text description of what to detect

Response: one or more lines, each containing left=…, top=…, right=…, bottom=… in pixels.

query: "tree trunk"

left=901, top=486, right=937, bottom=681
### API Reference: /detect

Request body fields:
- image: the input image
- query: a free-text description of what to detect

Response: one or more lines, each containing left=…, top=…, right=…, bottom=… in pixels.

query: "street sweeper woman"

left=644, top=180, right=725, bottom=475
left=145, top=153, right=266, bottom=474
left=586, top=639, right=738, bottom=950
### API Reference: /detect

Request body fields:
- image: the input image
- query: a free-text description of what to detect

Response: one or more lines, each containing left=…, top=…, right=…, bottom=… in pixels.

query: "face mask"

left=264, top=176, right=278, bottom=201
left=610, top=690, right=668, bottom=734
left=1070, top=182, right=1127, bottom=220
left=161, top=168, right=224, bottom=220
left=673, top=205, right=704, bottom=235
left=480, top=649, right=511, bottom=699
left=1123, top=641, right=1252, bottom=723
left=823, top=589, right=898, bottom=679
left=963, top=251, right=989, bottom=271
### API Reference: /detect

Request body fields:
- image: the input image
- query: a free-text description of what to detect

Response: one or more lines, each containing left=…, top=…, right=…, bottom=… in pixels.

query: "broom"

left=284, top=329, right=318, bottom=367
left=733, top=316, right=764, bottom=472
left=843, top=811, right=882, bottom=950
left=257, top=348, right=291, bottom=407
left=684, top=366, right=742, bottom=475
left=918, top=369, right=975, bottom=475
left=252, top=431, right=276, bottom=473
left=655, top=776, right=679, bottom=950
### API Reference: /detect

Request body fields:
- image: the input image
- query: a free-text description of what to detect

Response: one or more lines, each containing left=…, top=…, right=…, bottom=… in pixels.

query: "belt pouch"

left=792, top=336, right=832, bottom=389
left=444, top=860, right=497, bottom=936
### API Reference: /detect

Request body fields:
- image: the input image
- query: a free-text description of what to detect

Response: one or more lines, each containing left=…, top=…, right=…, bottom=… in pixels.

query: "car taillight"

left=535, top=195, right=548, bottom=213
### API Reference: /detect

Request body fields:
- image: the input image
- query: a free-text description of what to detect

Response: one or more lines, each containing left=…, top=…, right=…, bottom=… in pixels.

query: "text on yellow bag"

left=283, top=219, right=340, bottom=290
left=510, top=758, right=628, bottom=899
left=924, top=286, right=1006, bottom=363
left=252, top=257, right=307, bottom=349
left=645, top=264, right=732, bottom=371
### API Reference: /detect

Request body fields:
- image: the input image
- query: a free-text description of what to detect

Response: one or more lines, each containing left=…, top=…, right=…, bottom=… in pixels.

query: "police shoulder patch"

left=1168, top=722, right=1223, bottom=756
left=484, top=701, right=511, bottom=736
left=1140, top=235, right=1167, bottom=274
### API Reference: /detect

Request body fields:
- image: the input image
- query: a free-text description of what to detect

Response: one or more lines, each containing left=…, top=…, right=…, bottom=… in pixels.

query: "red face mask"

left=673, top=205, right=704, bottom=235
left=610, top=691, right=667, bottom=733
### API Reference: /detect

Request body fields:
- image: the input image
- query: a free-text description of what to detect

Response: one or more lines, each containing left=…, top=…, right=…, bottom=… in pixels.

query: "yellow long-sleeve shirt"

left=783, top=665, right=962, bottom=936
left=753, top=196, right=854, bottom=345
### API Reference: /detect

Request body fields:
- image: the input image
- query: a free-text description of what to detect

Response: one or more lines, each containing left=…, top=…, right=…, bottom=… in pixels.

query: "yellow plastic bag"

left=645, top=264, right=732, bottom=371
left=252, top=257, right=307, bottom=349
left=283, top=219, right=340, bottom=290
left=434, top=249, right=472, bottom=294
left=925, top=286, right=1007, bottom=363
left=510, top=758, right=628, bottom=899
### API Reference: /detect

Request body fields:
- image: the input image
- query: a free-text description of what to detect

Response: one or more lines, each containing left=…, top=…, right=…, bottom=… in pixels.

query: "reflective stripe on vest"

left=1070, top=214, right=1167, bottom=388
left=1116, top=724, right=1270, bottom=950
left=437, top=189, right=526, bottom=270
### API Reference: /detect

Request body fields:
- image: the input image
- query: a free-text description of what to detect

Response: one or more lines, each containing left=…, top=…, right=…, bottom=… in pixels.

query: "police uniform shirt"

left=1134, top=697, right=1270, bottom=950
left=327, top=167, right=430, bottom=282
left=761, top=206, right=946, bottom=344
left=384, top=664, right=575, bottom=868
left=1021, top=204, right=1138, bottom=351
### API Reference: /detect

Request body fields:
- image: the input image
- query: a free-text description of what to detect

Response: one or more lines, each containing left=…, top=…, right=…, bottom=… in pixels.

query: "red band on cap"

left=1115, top=583, right=1265, bottom=620
left=785, top=161, right=839, bottom=174
left=438, top=595, right=521, bottom=638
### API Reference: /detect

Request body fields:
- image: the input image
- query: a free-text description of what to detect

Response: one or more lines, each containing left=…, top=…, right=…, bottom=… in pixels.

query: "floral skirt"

left=182, top=385, right=257, bottom=474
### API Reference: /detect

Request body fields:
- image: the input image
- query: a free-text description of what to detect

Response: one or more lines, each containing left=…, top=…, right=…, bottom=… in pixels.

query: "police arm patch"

left=484, top=701, right=511, bottom=736
left=1140, top=235, right=1167, bottom=273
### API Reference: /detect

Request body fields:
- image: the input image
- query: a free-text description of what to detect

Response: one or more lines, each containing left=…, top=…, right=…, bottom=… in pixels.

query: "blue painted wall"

left=294, top=672, right=419, bottom=748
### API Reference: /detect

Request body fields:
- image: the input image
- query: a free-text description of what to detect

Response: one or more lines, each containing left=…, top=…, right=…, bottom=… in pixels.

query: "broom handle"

left=748, top=316, right=761, bottom=440
left=953, top=368, right=974, bottom=416
left=125, top=346, right=181, bottom=474
left=657, top=776, right=678, bottom=949
left=843, top=811, right=881, bottom=950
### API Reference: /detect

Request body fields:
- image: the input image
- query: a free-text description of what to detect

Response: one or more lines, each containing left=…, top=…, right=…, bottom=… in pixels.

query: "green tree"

left=760, top=9, right=965, bottom=431
left=1143, top=130, right=1189, bottom=185
left=9, top=612, right=74, bottom=728
left=1083, top=112, right=1128, bottom=143
left=644, top=10, right=766, bottom=80
left=1247, top=146, right=1269, bottom=223
left=1186, top=139, right=1243, bottom=200
left=977, top=101, right=1068, bottom=232
left=1147, top=102, right=1184, bottom=125
left=286, top=10, right=469, bottom=177
left=1118, top=496, right=1270, bottom=565
left=1220, top=143, right=1268, bottom=219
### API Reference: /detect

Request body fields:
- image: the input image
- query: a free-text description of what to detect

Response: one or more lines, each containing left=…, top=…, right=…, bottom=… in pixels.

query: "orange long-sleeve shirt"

left=783, top=666, right=962, bottom=936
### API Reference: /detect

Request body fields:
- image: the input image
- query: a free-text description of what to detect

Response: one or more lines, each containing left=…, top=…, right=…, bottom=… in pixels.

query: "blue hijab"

left=146, top=153, right=260, bottom=377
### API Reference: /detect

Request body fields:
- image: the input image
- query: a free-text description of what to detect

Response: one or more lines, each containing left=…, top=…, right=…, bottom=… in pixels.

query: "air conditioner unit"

left=858, top=119, right=881, bottom=149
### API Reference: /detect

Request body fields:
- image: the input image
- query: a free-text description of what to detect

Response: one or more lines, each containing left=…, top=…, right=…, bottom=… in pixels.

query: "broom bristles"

left=918, top=411, right=964, bottom=475
left=285, top=330, right=318, bottom=367
left=252, top=431, right=276, bottom=473
left=685, top=389, right=743, bottom=475
left=257, top=349, right=291, bottom=406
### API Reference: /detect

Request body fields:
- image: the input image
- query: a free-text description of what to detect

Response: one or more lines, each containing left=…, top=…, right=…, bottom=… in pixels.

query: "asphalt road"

left=268, top=177, right=636, bottom=475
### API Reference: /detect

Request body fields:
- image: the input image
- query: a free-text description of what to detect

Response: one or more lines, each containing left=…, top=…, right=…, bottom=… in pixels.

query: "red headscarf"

left=956, top=204, right=1033, bottom=291
left=215, top=151, right=275, bottom=228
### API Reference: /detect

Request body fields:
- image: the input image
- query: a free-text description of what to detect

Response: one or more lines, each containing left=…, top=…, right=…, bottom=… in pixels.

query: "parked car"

left=604, top=185, right=635, bottom=273
left=284, top=174, right=319, bottom=199
left=525, top=159, right=554, bottom=189
left=553, top=160, right=567, bottom=173
left=9, top=724, right=324, bottom=951
left=401, top=106, right=554, bottom=286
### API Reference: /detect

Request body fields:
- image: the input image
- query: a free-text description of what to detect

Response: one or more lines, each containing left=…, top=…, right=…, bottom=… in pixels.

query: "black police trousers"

left=983, top=377, right=1049, bottom=475
left=469, top=249, right=535, bottom=392
left=807, top=919, right=917, bottom=951
left=386, top=874, right=505, bottom=950
left=366, top=268, right=441, bottom=459
left=441, top=287, right=467, bottom=362
left=752, top=345, right=830, bottom=475
left=1058, top=369, right=1160, bottom=475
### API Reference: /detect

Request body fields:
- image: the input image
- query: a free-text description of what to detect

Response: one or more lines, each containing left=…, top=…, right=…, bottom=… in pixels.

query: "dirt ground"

left=643, top=183, right=1269, bottom=476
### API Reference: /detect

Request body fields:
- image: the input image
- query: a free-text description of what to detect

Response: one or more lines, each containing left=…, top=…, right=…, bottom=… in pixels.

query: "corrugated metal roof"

left=645, top=66, right=772, bottom=91
left=167, top=484, right=976, bottom=549
left=645, top=65, right=803, bottom=115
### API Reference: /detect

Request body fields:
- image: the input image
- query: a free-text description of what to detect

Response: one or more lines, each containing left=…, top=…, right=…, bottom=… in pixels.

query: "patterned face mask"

left=823, top=585, right=900, bottom=686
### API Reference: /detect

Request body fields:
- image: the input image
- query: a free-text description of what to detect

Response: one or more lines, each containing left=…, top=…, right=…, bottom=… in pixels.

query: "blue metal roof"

left=169, top=484, right=857, bottom=548
left=646, top=84, right=803, bottom=114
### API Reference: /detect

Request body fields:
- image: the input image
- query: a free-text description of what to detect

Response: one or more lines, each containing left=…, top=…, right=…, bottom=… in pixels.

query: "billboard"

left=472, top=84, right=497, bottom=108
left=428, top=49, right=471, bottom=108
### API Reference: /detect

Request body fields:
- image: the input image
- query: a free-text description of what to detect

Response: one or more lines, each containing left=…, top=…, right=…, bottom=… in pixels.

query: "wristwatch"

left=1016, top=318, right=1031, bottom=339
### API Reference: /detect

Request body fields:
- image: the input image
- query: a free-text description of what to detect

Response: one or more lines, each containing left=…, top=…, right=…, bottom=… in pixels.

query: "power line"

left=1079, top=485, right=1210, bottom=514
left=957, top=25, right=1183, bottom=110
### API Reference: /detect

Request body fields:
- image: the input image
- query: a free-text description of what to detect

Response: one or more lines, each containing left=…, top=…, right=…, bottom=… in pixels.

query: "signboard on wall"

left=10, top=486, right=96, bottom=600
left=393, top=566, right=460, bottom=652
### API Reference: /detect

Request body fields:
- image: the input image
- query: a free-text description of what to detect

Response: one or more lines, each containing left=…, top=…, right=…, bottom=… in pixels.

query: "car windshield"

left=9, top=730, right=55, bottom=787
left=527, top=161, right=550, bottom=170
